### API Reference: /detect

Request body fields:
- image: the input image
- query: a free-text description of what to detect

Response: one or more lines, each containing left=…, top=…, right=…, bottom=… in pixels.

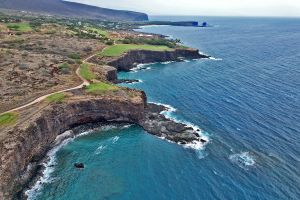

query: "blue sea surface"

left=32, top=17, right=300, bottom=200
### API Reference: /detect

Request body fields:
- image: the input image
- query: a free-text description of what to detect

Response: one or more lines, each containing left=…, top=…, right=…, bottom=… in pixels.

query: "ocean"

left=28, top=17, right=300, bottom=200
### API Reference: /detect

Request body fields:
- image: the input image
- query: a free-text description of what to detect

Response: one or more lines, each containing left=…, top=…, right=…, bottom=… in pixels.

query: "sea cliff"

left=0, top=90, right=207, bottom=199
left=104, top=48, right=209, bottom=71
left=0, top=90, right=146, bottom=199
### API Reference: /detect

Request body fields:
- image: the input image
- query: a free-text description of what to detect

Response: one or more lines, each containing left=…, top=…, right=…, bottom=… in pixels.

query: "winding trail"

left=0, top=54, right=96, bottom=115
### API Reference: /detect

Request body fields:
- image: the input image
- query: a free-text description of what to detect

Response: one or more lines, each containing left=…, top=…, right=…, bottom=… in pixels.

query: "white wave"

left=166, top=34, right=174, bottom=39
left=77, top=125, right=116, bottom=137
left=121, top=124, right=133, bottom=129
left=53, top=130, right=74, bottom=146
left=95, top=136, right=120, bottom=155
left=95, top=145, right=107, bottom=155
left=152, top=102, right=206, bottom=135
left=183, top=140, right=205, bottom=150
left=130, top=63, right=153, bottom=73
left=161, top=61, right=175, bottom=65
left=198, top=51, right=211, bottom=57
left=25, top=134, right=75, bottom=200
left=149, top=101, right=210, bottom=151
left=99, top=125, right=118, bottom=131
left=229, top=152, right=256, bottom=169
left=209, top=57, right=223, bottom=61
left=26, top=124, right=127, bottom=199
left=77, top=130, right=93, bottom=137
left=158, top=134, right=208, bottom=152
left=112, top=136, right=120, bottom=144
left=149, top=102, right=177, bottom=112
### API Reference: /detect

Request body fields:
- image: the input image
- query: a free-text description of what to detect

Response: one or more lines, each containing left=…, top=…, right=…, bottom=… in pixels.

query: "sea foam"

left=130, top=63, right=153, bottom=73
left=25, top=124, right=130, bottom=199
left=209, top=57, right=223, bottom=61
left=25, top=134, right=75, bottom=200
left=229, top=152, right=256, bottom=169
left=95, top=145, right=107, bottom=155
left=150, top=101, right=209, bottom=151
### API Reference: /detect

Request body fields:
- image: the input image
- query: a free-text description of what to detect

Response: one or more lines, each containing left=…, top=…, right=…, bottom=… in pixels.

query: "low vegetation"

left=46, top=93, right=66, bottom=103
left=0, top=112, right=18, bottom=126
left=2, top=37, right=25, bottom=44
left=58, top=63, right=71, bottom=74
left=100, top=44, right=173, bottom=57
left=85, top=27, right=108, bottom=37
left=80, top=63, right=95, bottom=81
left=85, top=82, right=119, bottom=95
left=121, top=37, right=178, bottom=48
left=6, top=22, right=32, bottom=32
left=68, top=53, right=81, bottom=60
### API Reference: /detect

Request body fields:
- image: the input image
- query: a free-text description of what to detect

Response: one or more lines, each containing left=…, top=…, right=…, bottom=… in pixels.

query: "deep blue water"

left=31, top=17, right=300, bottom=200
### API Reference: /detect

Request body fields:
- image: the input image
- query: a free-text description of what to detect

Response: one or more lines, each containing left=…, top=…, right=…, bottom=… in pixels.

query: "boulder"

left=74, top=163, right=84, bottom=169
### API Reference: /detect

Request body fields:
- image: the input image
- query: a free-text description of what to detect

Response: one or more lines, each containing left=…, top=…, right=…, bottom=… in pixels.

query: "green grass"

left=86, top=82, right=119, bottom=95
left=68, top=53, right=81, bottom=60
left=58, top=63, right=70, bottom=70
left=100, top=44, right=173, bottom=57
left=46, top=93, right=66, bottom=103
left=80, top=63, right=95, bottom=81
left=86, top=27, right=108, bottom=37
left=0, top=112, right=18, bottom=126
left=6, top=23, right=32, bottom=32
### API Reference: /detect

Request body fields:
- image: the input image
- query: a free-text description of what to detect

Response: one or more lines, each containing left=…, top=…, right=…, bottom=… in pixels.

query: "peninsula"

left=0, top=12, right=209, bottom=199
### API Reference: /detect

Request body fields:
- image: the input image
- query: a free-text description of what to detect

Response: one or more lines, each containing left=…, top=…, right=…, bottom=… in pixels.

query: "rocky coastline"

left=91, top=48, right=210, bottom=71
left=0, top=48, right=209, bottom=200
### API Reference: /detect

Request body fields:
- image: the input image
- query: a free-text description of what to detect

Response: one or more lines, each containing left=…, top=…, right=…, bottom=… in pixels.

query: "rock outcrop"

left=108, top=48, right=209, bottom=71
left=93, top=65, right=117, bottom=82
left=142, top=103, right=202, bottom=143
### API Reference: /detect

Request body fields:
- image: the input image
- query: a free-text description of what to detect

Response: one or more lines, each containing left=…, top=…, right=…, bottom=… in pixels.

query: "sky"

left=67, top=0, right=300, bottom=17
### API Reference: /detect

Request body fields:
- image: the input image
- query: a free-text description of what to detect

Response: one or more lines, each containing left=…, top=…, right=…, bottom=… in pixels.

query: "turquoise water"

left=31, top=17, right=300, bottom=199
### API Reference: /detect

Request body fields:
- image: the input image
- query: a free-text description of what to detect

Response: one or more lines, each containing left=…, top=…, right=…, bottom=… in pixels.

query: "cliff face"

left=0, top=70, right=208, bottom=199
left=0, top=93, right=146, bottom=199
left=108, top=48, right=209, bottom=71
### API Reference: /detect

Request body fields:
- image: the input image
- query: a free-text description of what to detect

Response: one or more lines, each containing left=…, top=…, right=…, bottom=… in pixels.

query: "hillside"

left=0, top=0, right=148, bottom=21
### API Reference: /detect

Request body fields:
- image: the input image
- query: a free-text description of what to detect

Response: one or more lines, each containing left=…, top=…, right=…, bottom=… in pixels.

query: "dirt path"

left=0, top=54, right=96, bottom=115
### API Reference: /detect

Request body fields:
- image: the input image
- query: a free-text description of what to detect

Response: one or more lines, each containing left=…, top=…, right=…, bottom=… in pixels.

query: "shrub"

left=83, top=47, right=92, bottom=52
left=68, top=53, right=81, bottom=60
left=106, top=40, right=114, bottom=45
left=76, top=60, right=82, bottom=64
left=58, top=63, right=70, bottom=74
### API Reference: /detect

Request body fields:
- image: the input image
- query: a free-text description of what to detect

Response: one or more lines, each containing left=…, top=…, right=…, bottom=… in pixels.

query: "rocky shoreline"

left=23, top=102, right=209, bottom=198
left=91, top=48, right=210, bottom=71
left=0, top=47, right=209, bottom=199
